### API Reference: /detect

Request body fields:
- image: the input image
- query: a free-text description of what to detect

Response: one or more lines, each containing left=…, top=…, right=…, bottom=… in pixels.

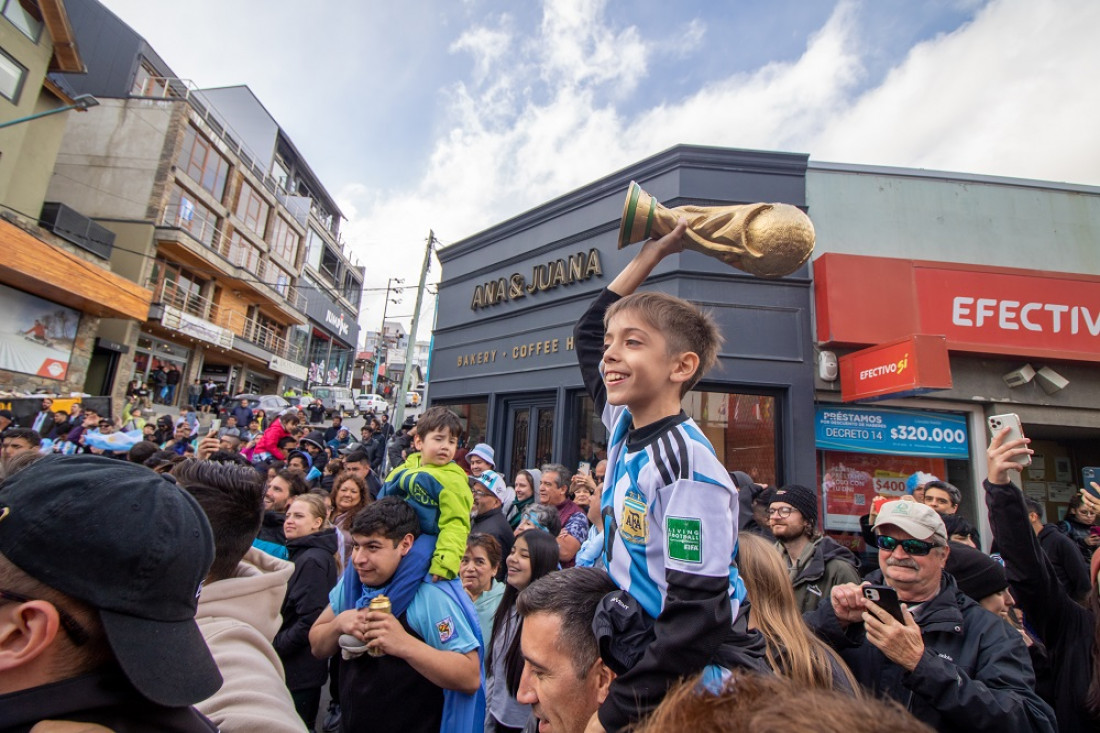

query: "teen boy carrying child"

left=574, top=221, right=760, bottom=732
left=379, top=406, right=472, bottom=581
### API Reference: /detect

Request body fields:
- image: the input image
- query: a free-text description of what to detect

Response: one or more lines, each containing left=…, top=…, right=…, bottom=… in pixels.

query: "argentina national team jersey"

left=600, top=402, right=747, bottom=621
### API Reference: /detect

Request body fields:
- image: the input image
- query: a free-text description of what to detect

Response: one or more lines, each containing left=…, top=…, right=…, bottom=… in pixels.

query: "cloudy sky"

left=99, top=0, right=1099, bottom=341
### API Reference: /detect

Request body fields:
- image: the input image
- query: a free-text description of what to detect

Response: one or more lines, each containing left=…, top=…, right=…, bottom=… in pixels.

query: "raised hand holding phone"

left=986, top=420, right=1033, bottom=486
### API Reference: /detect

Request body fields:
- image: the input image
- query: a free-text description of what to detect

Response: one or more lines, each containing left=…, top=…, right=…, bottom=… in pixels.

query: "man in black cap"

left=0, top=409, right=15, bottom=432
left=386, top=416, right=416, bottom=474
left=0, top=454, right=222, bottom=730
left=769, top=484, right=859, bottom=612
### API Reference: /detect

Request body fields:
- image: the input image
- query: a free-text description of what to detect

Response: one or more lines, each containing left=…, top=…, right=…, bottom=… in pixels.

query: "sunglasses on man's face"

left=875, top=535, right=938, bottom=556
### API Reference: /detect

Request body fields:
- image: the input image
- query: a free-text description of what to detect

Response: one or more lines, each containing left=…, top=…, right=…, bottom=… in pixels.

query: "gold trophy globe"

left=618, top=181, right=815, bottom=278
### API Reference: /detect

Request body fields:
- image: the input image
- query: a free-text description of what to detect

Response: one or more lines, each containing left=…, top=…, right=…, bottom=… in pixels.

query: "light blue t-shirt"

left=329, top=578, right=480, bottom=654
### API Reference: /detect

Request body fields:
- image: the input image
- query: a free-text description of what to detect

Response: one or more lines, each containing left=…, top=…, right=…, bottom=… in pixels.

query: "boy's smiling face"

left=602, top=308, right=698, bottom=428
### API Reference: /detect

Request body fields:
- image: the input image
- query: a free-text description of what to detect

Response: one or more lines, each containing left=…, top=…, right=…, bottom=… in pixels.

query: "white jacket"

left=196, top=547, right=307, bottom=732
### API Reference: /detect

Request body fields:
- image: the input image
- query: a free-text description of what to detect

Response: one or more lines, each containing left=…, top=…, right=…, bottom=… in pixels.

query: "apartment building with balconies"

left=44, top=0, right=361, bottom=405
left=0, top=0, right=152, bottom=404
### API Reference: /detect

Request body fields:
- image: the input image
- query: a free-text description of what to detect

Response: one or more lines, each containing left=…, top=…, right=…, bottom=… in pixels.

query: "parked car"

left=356, top=393, right=388, bottom=414
left=231, top=394, right=291, bottom=414
left=311, top=386, right=357, bottom=418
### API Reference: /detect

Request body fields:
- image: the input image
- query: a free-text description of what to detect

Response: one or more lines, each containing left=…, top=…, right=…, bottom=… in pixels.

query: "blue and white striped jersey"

left=601, top=401, right=747, bottom=621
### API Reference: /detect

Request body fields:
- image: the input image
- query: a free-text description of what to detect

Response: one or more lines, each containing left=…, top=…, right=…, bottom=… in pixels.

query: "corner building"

left=432, top=145, right=1100, bottom=555
left=432, top=146, right=818, bottom=489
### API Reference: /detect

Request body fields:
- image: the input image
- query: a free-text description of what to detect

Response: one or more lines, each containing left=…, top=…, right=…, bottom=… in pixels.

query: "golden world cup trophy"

left=618, top=181, right=815, bottom=278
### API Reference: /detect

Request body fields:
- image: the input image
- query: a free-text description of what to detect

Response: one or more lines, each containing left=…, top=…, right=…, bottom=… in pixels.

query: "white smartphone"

left=578, top=461, right=591, bottom=476
left=209, top=418, right=222, bottom=435
left=988, top=413, right=1031, bottom=467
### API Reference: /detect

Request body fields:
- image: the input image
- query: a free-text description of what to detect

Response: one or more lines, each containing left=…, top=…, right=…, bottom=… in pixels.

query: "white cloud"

left=342, top=0, right=1098, bottom=340
left=812, top=0, right=1100, bottom=181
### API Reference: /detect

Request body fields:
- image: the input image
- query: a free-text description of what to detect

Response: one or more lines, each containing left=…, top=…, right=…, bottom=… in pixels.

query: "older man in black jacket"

left=806, top=498, right=1056, bottom=733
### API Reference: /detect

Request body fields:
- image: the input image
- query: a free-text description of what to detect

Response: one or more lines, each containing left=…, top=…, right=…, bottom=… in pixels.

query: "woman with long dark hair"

left=485, top=529, right=560, bottom=732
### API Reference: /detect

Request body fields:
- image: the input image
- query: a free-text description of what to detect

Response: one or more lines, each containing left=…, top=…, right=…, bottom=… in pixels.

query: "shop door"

left=504, top=397, right=555, bottom=481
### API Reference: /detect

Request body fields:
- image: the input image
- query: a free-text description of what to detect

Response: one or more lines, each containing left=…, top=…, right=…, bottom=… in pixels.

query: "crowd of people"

left=2, top=222, right=1098, bottom=732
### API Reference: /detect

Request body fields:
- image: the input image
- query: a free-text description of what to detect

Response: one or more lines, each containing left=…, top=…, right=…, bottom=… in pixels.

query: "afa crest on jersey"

left=620, top=487, right=648, bottom=545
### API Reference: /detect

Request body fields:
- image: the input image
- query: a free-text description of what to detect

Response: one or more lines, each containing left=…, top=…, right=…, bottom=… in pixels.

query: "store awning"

left=1, top=220, right=152, bottom=321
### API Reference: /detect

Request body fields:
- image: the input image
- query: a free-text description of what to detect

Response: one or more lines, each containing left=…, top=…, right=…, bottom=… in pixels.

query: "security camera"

left=818, top=351, right=838, bottom=382
left=1036, top=366, right=1069, bottom=395
left=1002, top=364, right=1035, bottom=388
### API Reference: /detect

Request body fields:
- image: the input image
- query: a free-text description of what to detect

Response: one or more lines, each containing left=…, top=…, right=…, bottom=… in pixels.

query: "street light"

left=0, top=94, right=99, bottom=129
left=371, top=277, right=403, bottom=395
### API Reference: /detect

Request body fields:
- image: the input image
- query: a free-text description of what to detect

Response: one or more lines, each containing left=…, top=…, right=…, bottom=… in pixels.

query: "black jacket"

left=472, top=506, right=514, bottom=581
left=1058, top=516, right=1095, bottom=564
left=806, top=569, right=1056, bottom=733
left=0, top=667, right=217, bottom=732
left=785, top=536, right=860, bottom=613
left=275, top=527, right=339, bottom=691
left=1037, top=522, right=1092, bottom=601
left=985, top=479, right=1098, bottom=733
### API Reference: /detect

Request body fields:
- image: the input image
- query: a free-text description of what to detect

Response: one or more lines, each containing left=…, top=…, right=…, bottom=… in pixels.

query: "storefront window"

left=570, top=390, right=779, bottom=486
left=814, top=405, right=973, bottom=554
left=432, top=399, right=489, bottom=457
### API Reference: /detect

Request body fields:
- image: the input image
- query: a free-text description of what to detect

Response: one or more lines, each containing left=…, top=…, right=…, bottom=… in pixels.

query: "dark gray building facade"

left=432, top=145, right=817, bottom=486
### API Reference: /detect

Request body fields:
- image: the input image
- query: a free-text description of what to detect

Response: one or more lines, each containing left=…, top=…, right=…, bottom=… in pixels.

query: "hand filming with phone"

left=986, top=412, right=1035, bottom=486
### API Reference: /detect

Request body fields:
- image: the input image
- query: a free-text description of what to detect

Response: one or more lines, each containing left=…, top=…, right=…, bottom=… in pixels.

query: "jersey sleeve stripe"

left=670, top=428, right=691, bottom=480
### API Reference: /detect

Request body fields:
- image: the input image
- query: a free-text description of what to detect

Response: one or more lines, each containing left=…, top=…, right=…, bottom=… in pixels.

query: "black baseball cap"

left=0, top=454, right=221, bottom=706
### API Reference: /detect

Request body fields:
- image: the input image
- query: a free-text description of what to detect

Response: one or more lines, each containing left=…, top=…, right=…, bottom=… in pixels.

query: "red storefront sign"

left=839, top=335, right=952, bottom=402
left=815, top=254, right=1100, bottom=363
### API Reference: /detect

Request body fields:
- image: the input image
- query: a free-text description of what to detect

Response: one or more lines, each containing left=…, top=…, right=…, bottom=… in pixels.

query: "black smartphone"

left=1083, top=468, right=1099, bottom=500
left=862, top=584, right=905, bottom=624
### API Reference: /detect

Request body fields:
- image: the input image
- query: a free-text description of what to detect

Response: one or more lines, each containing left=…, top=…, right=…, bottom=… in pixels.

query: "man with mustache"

left=806, top=499, right=1056, bottom=733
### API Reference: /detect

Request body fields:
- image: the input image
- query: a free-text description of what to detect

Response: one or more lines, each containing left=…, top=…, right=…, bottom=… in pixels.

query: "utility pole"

left=370, top=277, right=403, bottom=395
left=392, top=231, right=435, bottom=430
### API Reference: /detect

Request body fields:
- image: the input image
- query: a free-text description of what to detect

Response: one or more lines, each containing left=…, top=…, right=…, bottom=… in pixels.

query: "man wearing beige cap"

left=806, top=499, right=1056, bottom=733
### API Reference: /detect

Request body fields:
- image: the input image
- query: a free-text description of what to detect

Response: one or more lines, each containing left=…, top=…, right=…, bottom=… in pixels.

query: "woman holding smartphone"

left=1059, top=493, right=1099, bottom=563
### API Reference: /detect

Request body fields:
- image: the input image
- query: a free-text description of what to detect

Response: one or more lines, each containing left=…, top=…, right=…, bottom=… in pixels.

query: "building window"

left=0, top=47, right=26, bottom=102
left=271, top=264, right=292, bottom=297
left=178, top=124, right=229, bottom=200
left=152, top=258, right=207, bottom=316
left=227, top=231, right=261, bottom=273
left=304, top=227, right=324, bottom=270
left=234, top=181, right=269, bottom=237
left=268, top=215, right=299, bottom=265
left=319, top=245, right=340, bottom=284
left=570, top=390, right=780, bottom=487
left=166, top=184, right=219, bottom=247
left=343, top=270, right=362, bottom=308
left=2, top=0, right=42, bottom=43
left=431, top=399, right=489, bottom=454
